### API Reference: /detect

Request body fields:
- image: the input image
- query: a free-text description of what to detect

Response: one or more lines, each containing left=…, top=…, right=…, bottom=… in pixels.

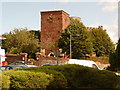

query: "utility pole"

left=70, top=34, right=72, bottom=59
left=56, top=49, right=59, bottom=65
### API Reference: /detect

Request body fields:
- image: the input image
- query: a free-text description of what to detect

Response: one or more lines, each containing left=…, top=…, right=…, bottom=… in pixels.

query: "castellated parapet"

left=70, top=17, right=81, bottom=22
left=86, top=26, right=104, bottom=30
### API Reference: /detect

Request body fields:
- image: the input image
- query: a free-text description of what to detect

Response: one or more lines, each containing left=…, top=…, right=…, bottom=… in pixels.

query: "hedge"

left=2, top=70, right=53, bottom=89
left=38, top=69, right=67, bottom=88
left=0, top=72, right=10, bottom=89
left=20, top=64, right=120, bottom=88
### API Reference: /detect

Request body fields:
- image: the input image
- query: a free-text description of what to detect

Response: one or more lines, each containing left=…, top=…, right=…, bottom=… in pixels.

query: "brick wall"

left=40, top=10, right=70, bottom=51
left=5, top=53, right=28, bottom=64
left=35, top=53, right=68, bottom=66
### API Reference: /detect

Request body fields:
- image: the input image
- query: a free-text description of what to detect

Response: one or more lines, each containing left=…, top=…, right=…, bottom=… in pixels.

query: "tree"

left=90, top=27, right=114, bottom=57
left=109, top=38, right=120, bottom=71
left=29, top=30, right=40, bottom=41
left=2, top=28, right=40, bottom=58
left=115, top=39, right=120, bottom=68
left=58, top=18, right=93, bottom=59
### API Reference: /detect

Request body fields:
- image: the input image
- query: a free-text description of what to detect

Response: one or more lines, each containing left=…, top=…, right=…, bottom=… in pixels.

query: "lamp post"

left=70, top=34, right=72, bottom=59
left=56, top=49, right=59, bottom=65
left=69, top=34, right=80, bottom=59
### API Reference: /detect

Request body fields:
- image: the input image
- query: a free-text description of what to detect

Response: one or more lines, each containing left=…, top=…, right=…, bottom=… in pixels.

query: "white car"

left=115, top=72, right=120, bottom=76
left=68, top=59, right=102, bottom=70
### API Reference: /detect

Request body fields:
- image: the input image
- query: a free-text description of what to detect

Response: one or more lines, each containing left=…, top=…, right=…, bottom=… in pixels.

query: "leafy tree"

left=115, top=39, right=120, bottom=68
left=2, top=28, right=40, bottom=58
left=109, top=38, right=120, bottom=71
left=90, top=27, right=114, bottom=57
left=109, top=52, right=116, bottom=70
left=58, top=18, right=93, bottom=59
left=29, top=30, right=40, bottom=41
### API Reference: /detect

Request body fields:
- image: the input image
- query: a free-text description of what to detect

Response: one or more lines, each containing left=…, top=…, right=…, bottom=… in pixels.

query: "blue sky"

left=0, top=0, right=118, bottom=43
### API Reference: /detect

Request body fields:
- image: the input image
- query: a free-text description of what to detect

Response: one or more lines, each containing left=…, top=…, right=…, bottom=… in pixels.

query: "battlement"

left=87, top=26, right=104, bottom=30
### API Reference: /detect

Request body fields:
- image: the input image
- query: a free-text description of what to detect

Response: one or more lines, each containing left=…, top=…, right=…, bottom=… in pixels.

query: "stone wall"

left=35, top=53, right=68, bottom=66
left=5, top=53, right=28, bottom=64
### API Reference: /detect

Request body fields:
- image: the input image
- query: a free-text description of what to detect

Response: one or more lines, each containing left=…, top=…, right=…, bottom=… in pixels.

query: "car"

left=26, top=65, right=38, bottom=67
left=10, top=61, right=26, bottom=65
left=68, top=59, right=102, bottom=70
left=10, top=61, right=38, bottom=67
left=0, top=64, right=38, bottom=71
left=115, top=72, right=120, bottom=77
left=41, top=64, right=56, bottom=66
left=0, top=65, right=28, bottom=71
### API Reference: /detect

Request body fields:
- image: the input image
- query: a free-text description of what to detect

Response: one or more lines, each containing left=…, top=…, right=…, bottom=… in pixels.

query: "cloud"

left=102, top=2, right=118, bottom=12
left=88, top=19, right=118, bottom=43
left=58, top=0, right=108, bottom=3
left=104, top=19, right=118, bottom=43
left=98, top=0, right=118, bottom=12
left=58, top=0, right=118, bottom=12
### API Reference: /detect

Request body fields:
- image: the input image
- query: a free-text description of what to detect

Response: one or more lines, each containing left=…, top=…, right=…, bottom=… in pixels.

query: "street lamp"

left=69, top=34, right=80, bottom=59
left=70, top=34, right=72, bottom=59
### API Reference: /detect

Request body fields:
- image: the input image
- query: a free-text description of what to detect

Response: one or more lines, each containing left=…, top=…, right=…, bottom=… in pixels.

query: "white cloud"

left=98, top=0, right=118, bottom=12
left=104, top=19, right=118, bottom=43
left=88, top=19, right=118, bottom=44
left=58, top=0, right=118, bottom=12
left=102, top=2, right=118, bottom=12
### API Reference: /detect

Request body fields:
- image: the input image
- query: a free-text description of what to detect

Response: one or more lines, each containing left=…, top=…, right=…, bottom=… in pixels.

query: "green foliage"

left=1, top=73, right=10, bottom=89
left=2, top=64, right=120, bottom=89
left=20, top=64, right=120, bottom=88
left=115, top=38, right=120, bottom=68
left=2, top=70, right=53, bottom=89
left=40, top=69, right=67, bottom=88
left=116, top=78, right=120, bottom=88
left=58, top=19, right=114, bottom=58
left=58, top=19, right=93, bottom=58
left=109, top=38, right=120, bottom=71
left=29, top=30, right=40, bottom=41
left=90, top=28, right=114, bottom=57
left=19, top=67, right=67, bottom=88
left=2, top=28, right=40, bottom=55
left=109, top=52, right=116, bottom=70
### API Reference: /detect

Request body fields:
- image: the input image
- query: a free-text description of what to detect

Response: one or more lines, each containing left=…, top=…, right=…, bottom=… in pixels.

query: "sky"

left=0, top=0, right=119, bottom=43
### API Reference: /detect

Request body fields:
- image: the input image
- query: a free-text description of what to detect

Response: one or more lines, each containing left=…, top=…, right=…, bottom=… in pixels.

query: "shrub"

left=40, top=69, right=67, bottom=88
left=17, top=67, right=67, bottom=88
left=20, top=64, right=120, bottom=88
left=115, top=77, right=120, bottom=88
left=1, top=73, right=10, bottom=89
left=109, top=38, right=120, bottom=71
left=2, top=70, right=53, bottom=89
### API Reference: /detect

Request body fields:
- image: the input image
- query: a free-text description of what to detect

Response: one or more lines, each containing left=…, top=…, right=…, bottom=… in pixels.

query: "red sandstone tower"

left=40, top=10, right=70, bottom=55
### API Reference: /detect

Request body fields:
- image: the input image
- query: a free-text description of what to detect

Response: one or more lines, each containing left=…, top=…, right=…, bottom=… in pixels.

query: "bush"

left=40, top=69, right=67, bottom=88
left=20, top=64, right=120, bottom=88
left=109, top=38, right=120, bottom=71
left=1, top=73, right=10, bottom=89
left=2, top=70, right=53, bottom=89
left=115, top=77, right=120, bottom=88
left=17, top=67, right=67, bottom=88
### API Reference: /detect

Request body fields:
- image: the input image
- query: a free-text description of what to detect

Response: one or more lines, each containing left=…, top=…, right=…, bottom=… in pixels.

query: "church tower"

left=40, top=10, right=70, bottom=55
